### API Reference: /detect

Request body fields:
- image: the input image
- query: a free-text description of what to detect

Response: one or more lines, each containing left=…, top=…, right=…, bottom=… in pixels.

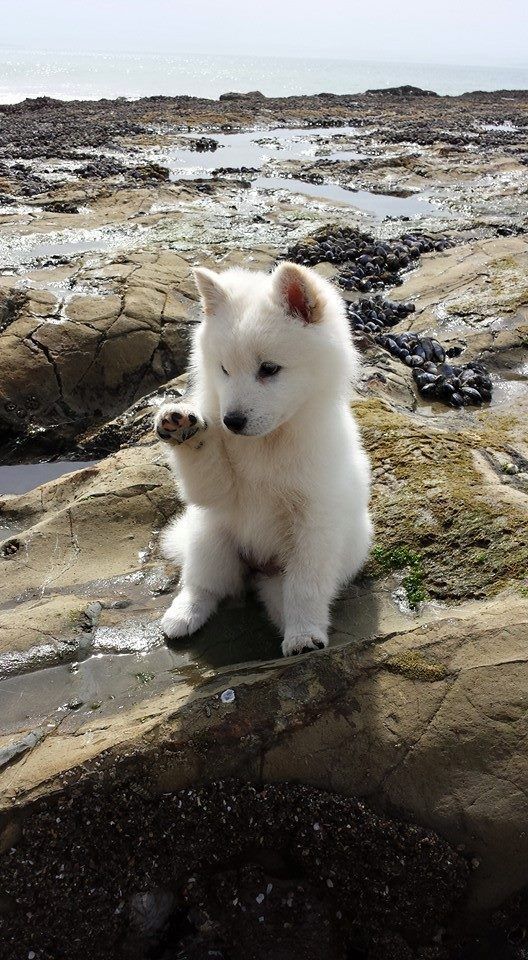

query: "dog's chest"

left=226, top=464, right=298, bottom=560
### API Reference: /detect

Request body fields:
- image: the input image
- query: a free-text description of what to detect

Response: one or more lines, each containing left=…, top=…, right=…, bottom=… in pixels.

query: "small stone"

left=220, top=688, right=236, bottom=704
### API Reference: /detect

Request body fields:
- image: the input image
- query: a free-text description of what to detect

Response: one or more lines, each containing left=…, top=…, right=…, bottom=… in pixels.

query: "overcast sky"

left=1, top=0, right=527, bottom=66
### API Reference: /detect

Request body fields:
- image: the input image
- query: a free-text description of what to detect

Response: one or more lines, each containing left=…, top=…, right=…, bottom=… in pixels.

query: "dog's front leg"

left=154, top=399, right=231, bottom=505
left=281, top=517, right=341, bottom=657
left=160, top=508, right=244, bottom=639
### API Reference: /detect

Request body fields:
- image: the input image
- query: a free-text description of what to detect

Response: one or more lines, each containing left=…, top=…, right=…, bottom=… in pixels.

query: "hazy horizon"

left=1, top=0, right=527, bottom=68
left=0, top=43, right=526, bottom=72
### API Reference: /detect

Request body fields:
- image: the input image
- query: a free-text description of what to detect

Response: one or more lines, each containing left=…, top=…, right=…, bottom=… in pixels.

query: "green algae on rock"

left=385, top=648, right=449, bottom=682
left=371, top=544, right=429, bottom=609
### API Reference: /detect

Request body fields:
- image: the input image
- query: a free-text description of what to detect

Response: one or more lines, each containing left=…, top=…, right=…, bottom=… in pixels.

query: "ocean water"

left=0, top=47, right=527, bottom=103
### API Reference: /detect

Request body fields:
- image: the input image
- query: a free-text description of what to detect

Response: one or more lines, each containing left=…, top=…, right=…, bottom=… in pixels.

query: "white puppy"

left=154, top=262, right=372, bottom=657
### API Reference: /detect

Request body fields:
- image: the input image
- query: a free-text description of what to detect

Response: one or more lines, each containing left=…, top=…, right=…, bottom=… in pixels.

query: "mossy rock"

left=356, top=399, right=528, bottom=601
left=385, top=649, right=449, bottom=682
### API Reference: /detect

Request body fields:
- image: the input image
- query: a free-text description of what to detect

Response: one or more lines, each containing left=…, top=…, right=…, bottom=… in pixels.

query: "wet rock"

left=0, top=252, right=197, bottom=445
left=0, top=730, right=46, bottom=770
left=41, top=199, right=80, bottom=214
left=79, top=157, right=169, bottom=183
left=190, top=137, right=219, bottom=152
left=67, top=698, right=83, bottom=711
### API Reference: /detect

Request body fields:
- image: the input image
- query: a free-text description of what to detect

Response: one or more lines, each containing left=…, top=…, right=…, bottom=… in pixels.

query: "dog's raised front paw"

left=155, top=403, right=207, bottom=445
left=281, top=632, right=328, bottom=657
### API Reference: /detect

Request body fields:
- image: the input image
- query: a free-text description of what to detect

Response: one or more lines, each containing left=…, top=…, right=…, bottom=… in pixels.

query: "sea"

left=0, top=47, right=527, bottom=103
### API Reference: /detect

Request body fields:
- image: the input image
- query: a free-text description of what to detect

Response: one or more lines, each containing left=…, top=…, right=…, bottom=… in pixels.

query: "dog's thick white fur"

left=154, top=261, right=372, bottom=657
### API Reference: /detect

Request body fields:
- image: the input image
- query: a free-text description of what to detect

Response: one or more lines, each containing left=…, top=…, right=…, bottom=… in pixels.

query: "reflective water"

left=0, top=460, right=98, bottom=495
left=2, top=49, right=528, bottom=103
left=166, top=126, right=441, bottom=219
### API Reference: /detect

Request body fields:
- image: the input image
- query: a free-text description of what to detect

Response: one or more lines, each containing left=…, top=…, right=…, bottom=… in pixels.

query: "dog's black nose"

left=223, top=412, right=247, bottom=433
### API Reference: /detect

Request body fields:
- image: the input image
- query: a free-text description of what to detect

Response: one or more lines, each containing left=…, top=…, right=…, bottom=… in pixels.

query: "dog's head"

left=193, top=262, right=358, bottom=437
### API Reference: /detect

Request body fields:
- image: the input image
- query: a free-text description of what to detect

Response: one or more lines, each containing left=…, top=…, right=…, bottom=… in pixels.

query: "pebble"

left=220, top=688, right=236, bottom=704
left=191, top=136, right=218, bottom=152
left=129, top=888, right=175, bottom=937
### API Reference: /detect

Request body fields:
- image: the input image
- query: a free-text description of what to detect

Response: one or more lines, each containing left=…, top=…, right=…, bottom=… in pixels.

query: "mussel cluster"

left=413, top=359, right=492, bottom=407
left=346, top=295, right=415, bottom=334
left=191, top=137, right=218, bottom=152
left=283, top=227, right=491, bottom=408
left=377, top=331, right=446, bottom=366
left=376, top=332, right=492, bottom=406
left=285, top=227, right=456, bottom=292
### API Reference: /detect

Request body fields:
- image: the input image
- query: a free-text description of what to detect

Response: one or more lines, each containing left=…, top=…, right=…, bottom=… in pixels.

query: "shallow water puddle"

left=0, top=579, right=398, bottom=737
left=0, top=642, right=195, bottom=735
left=0, top=224, right=150, bottom=271
left=0, top=596, right=278, bottom=734
left=0, top=460, right=97, bottom=495
left=255, top=175, right=440, bottom=218
left=490, top=370, right=528, bottom=406
left=166, top=125, right=365, bottom=176
left=166, top=126, right=441, bottom=219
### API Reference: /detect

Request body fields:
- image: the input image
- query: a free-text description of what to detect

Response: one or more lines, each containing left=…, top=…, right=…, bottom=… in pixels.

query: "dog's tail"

left=159, top=511, right=189, bottom=565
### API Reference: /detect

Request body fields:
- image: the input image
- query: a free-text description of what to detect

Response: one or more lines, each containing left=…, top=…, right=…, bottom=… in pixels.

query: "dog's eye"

left=221, top=365, right=229, bottom=376
left=258, top=362, right=281, bottom=378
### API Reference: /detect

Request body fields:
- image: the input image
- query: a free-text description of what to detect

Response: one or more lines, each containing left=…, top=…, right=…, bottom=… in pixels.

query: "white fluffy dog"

left=154, top=261, right=372, bottom=657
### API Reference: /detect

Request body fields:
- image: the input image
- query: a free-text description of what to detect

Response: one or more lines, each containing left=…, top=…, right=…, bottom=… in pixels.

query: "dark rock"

left=366, top=85, right=439, bottom=98
left=219, top=91, right=266, bottom=101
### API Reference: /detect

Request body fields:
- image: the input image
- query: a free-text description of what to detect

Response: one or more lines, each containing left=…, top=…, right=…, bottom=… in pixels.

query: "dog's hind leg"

left=160, top=507, right=244, bottom=640
left=255, top=574, right=284, bottom=634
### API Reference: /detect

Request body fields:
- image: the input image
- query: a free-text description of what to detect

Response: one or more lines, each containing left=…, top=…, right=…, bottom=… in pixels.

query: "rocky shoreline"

left=0, top=88, right=528, bottom=958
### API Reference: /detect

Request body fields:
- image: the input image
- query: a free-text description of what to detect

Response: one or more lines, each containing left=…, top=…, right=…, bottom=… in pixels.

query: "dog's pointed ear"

left=193, top=267, right=227, bottom=317
left=272, top=262, right=321, bottom=324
